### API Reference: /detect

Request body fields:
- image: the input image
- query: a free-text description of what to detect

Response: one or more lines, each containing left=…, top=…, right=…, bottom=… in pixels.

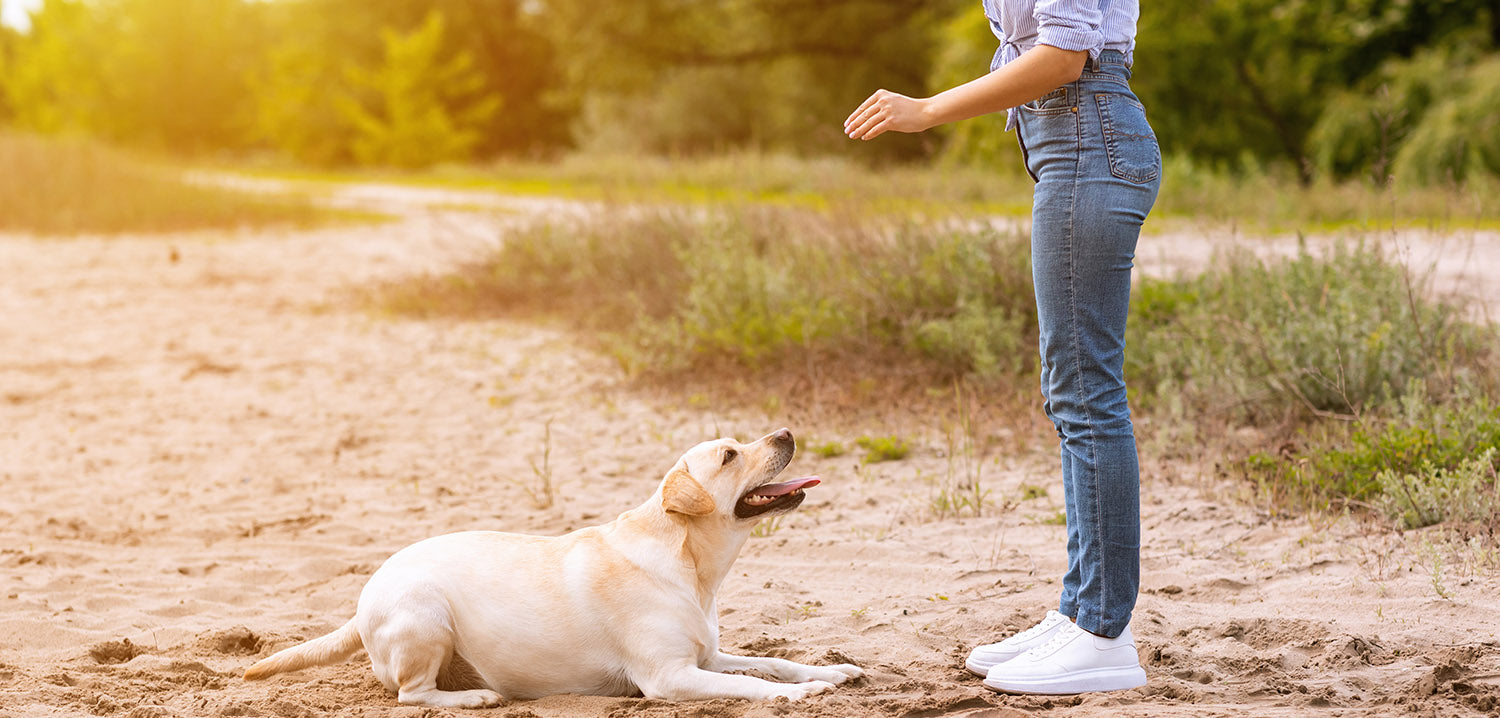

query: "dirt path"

left=1, top=186, right=1496, bottom=717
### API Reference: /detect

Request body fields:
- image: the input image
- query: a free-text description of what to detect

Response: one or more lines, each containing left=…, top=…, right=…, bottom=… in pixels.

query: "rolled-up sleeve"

left=1033, top=0, right=1105, bottom=59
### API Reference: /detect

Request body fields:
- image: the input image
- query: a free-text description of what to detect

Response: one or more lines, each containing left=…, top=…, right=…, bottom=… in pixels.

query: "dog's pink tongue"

left=752, top=476, right=820, bottom=496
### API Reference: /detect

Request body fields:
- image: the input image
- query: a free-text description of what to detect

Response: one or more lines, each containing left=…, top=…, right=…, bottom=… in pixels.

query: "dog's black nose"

left=770, top=428, right=793, bottom=444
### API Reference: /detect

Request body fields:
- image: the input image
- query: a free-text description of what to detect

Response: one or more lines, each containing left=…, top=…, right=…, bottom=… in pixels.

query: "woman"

left=844, top=0, right=1160, bottom=696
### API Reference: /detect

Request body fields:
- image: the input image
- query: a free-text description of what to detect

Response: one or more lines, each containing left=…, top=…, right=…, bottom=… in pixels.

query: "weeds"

left=0, top=133, right=339, bottom=235
left=750, top=515, right=785, bottom=538
left=808, top=441, right=847, bottom=458
left=1378, top=447, right=1499, bottom=531
left=383, top=204, right=1036, bottom=380
left=927, top=384, right=994, bottom=520
left=1128, top=242, right=1488, bottom=426
left=857, top=436, right=911, bottom=464
left=384, top=202, right=1498, bottom=539
left=514, top=418, right=557, bottom=510
left=1018, top=483, right=1048, bottom=501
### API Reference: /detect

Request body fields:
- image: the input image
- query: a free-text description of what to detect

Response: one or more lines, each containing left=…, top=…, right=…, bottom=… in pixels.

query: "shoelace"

left=1019, top=621, right=1085, bottom=661
left=1008, top=611, right=1065, bottom=642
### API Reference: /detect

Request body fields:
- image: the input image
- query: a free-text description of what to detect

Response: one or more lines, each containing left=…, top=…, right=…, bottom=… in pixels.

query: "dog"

left=243, top=428, right=861, bottom=707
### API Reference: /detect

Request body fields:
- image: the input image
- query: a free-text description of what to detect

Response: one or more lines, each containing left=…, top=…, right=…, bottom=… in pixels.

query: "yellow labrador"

left=243, top=428, right=860, bottom=707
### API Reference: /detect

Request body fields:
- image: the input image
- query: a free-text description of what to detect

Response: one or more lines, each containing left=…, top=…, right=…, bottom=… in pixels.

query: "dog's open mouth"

left=734, top=476, right=820, bottom=519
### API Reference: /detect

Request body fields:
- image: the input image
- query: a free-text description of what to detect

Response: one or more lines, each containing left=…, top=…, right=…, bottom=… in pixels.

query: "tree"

left=536, top=0, right=961, bottom=157
left=337, top=11, right=499, bottom=168
left=0, top=0, right=110, bottom=135
left=1134, top=0, right=1497, bottom=183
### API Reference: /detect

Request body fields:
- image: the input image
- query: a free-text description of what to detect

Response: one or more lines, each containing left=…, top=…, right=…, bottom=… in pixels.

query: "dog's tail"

left=243, top=618, right=362, bottom=681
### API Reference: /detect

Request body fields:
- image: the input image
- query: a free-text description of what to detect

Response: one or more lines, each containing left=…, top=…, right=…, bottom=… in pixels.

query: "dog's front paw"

left=462, top=690, right=504, bottom=708
left=798, top=663, right=862, bottom=685
left=824, top=663, right=863, bottom=683
left=775, top=680, right=836, bottom=700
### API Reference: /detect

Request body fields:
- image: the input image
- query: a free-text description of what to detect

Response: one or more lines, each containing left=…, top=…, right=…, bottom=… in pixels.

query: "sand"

left=2, top=186, right=1498, bottom=717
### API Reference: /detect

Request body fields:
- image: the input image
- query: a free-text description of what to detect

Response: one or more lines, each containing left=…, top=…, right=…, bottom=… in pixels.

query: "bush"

left=388, top=205, right=1038, bottom=378
left=0, top=132, right=333, bottom=235
left=1379, top=448, right=1499, bottom=531
left=1244, top=385, right=1500, bottom=506
left=1126, top=242, right=1487, bottom=424
left=1391, top=57, right=1500, bottom=186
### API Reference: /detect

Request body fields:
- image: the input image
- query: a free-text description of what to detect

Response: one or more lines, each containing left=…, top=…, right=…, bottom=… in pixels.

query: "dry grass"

left=0, top=133, right=346, bottom=235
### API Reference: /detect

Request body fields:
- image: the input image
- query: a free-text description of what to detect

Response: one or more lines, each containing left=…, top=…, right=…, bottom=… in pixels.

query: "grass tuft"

left=1, top=133, right=343, bottom=235
left=856, top=436, right=911, bottom=464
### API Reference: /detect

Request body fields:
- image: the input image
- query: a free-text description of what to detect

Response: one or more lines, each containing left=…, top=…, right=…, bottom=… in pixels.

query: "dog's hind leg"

left=368, top=613, right=503, bottom=709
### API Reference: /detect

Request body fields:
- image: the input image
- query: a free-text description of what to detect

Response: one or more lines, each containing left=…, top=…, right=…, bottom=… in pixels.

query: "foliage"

left=1126, top=243, right=1489, bottom=424
left=385, top=205, right=1038, bottom=379
left=1135, top=0, right=1497, bottom=181
left=542, top=0, right=959, bottom=159
left=338, top=12, right=499, bottom=168
left=1, top=0, right=111, bottom=136
left=857, top=436, right=912, bottom=464
left=808, top=441, right=847, bottom=458
left=1311, top=37, right=1500, bottom=185
left=1, top=0, right=1497, bottom=181
left=0, top=132, right=334, bottom=234
left=1390, top=56, right=1500, bottom=186
left=926, top=3, right=1023, bottom=174
left=1378, top=448, right=1498, bottom=531
left=1246, top=386, right=1500, bottom=500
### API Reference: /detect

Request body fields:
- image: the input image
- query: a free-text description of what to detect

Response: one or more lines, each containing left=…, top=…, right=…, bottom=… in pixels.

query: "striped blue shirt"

left=981, top=0, right=1140, bottom=127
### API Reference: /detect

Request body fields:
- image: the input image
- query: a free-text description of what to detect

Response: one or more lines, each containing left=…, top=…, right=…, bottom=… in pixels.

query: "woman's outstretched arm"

left=843, top=44, right=1087, bottom=141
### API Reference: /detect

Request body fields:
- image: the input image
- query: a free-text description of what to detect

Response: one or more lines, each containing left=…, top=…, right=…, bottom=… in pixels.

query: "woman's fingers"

left=844, top=90, right=883, bottom=129
left=848, top=110, right=884, bottom=140
left=861, top=119, right=891, bottom=140
left=846, top=107, right=876, bottom=137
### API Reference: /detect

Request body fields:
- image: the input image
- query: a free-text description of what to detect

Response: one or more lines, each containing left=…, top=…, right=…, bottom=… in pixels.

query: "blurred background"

left=0, top=0, right=1496, bottom=184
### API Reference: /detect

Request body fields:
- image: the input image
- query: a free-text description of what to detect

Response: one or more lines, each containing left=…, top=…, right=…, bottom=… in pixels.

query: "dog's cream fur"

left=243, top=429, right=860, bottom=707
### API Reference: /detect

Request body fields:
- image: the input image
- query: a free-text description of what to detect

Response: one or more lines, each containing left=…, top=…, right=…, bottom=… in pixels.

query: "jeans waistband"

left=1084, top=50, right=1131, bottom=81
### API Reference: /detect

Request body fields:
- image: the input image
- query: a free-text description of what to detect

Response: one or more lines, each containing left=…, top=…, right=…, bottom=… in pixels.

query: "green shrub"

left=1127, top=242, right=1487, bottom=424
left=808, top=441, right=847, bottom=458
left=1391, top=57, right=1500, bottom=186
left=1244, top=386, right=1500, bottom=505
left=856, top=435, right=911, bottom=463
left=1378, top=448, right=1499, bottom=531
left=0, top=132, right=334, bottom=235
left=390, top=205, right=1037, bottom=378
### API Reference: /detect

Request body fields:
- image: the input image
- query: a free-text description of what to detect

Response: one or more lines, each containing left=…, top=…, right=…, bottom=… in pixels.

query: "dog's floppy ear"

left=662, top=466, right=716, bottom=516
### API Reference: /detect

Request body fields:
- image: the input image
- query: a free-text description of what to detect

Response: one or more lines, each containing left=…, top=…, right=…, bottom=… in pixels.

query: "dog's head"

left=658, top=428, right=819, bottom=524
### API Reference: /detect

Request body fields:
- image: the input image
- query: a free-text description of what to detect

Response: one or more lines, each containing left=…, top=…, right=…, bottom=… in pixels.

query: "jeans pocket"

left=1022, top=86, right=1074, bottom=115
left=1095, top=93, right=1160, bottom=184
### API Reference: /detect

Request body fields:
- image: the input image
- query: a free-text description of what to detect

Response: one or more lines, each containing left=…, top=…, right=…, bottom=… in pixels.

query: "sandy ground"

left=2, top=185, right=1498, bottom=718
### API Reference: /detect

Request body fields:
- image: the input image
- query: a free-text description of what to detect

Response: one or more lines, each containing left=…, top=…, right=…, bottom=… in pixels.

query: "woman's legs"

left=1015, top=67, right=1159, bottom=640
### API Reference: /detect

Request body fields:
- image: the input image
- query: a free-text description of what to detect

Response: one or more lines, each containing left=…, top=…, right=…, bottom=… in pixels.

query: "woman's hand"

left=843, top=89, right=935, bottom=141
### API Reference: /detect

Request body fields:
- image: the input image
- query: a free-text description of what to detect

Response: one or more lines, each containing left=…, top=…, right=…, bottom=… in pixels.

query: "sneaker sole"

left=982, top=665, right=1147, bottom=695
left=965, top=658, right=997, bottom=678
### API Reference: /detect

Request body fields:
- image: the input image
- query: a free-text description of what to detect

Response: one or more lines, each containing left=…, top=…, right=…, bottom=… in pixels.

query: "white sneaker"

left=964, top=610, right=1072, bottom=677
left=982, top=621, right=1147, bottom=695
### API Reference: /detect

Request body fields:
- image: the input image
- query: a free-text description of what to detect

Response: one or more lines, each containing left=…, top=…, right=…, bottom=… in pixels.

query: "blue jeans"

left=1014, top=50, right=1160, bottom=639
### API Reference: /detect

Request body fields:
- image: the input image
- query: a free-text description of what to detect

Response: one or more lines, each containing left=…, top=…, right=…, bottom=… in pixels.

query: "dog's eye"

left=721, top=449, right=738, bottom=466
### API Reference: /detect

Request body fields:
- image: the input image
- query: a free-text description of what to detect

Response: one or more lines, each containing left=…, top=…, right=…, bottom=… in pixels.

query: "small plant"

left=750, top=515, right=785, bottom=538
left=1040, top=510, right=1067, bottom=526
left=1417, top=538, right=1452, bottom=600
left=808, top=440, right=847, bottom=458
left=782, top=601, right=822, bottom=623
left=1377, top=447, right=1499, bottom=530
left=927, top=384, right=995, bottom=520
left=857, top=435, right=911, bottom=464
left=1018, top=483, right=1048, bottom=501
left=514, top=418, right=557, bottom=509
left=850, top=606, right=870, bottom=618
